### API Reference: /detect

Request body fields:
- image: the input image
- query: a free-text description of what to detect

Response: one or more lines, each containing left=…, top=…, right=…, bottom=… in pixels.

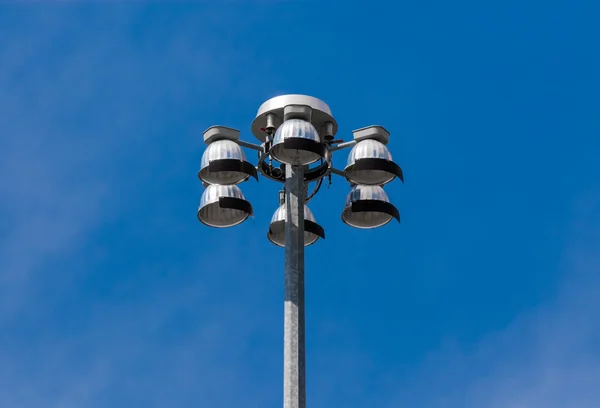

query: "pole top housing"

left=251, top=94, right=337, bottom=142
left=203, top=126, right=240, bottom=145
left=352, top=126, right=390, bottom=145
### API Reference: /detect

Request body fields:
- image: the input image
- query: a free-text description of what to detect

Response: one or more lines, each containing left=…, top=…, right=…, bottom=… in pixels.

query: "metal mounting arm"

left=198, top=96, right=403, bottom=408
left=237, top=139, right=264, bottom=152
left=327, top=140, right=356, bottom=152
left=329, top=167, right=345, bottom=178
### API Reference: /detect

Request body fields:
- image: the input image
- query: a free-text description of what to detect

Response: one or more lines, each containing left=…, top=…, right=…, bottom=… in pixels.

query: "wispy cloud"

left=0, top=8, right=283, bottom=407
left=0, top=6, right=233, bottom=311
left=378, top=193, right=600, bottom=408
left=0, top=257, right=275, bottom=408
left=2, top=6, right=597, bottom=408
left=0, top=14, right=111, bottom=312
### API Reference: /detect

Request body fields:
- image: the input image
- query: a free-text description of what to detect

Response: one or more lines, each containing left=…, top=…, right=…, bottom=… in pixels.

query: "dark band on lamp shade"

left=268, top=220, right=325, bottom=239
left=208, top=159, right=258, bottom=181
left=304, top=220, right=326, bottom=239
left=283, top=138, right=327, bottom=158
left=346, top=158, right=404, bottom=183
left=218, top=197, right=254, bottom=216
left=350, top=199, right=400, bottom=223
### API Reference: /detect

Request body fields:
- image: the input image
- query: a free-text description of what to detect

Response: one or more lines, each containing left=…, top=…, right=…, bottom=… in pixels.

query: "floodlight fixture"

left=199, top=139, right=258, bottom=185
left=196, top=94, right=406, bottom=408
left=267, top=202, right=325, bottom=247
left=341, top=184, right=400, bottom=229
left=345, top=138, right=404, bottom=185
left=270, top=118, right=325, bottom=166
left=197, top=184, right=253, bottom=228
left=344, top=126, right=404, bottom=186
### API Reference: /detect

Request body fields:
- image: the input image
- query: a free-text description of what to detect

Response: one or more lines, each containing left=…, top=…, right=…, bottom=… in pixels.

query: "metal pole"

left=284, top=164, right=306, bottom=408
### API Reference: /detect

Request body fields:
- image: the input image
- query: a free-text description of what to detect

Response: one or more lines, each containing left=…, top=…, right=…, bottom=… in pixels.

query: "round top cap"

left=256, top=95, right=332, bottom=118
left=251, top=94, right=337, bottom=142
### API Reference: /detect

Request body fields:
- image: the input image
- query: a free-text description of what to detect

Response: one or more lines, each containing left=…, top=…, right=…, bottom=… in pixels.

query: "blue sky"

left=0, top=1, right=599, bottom=407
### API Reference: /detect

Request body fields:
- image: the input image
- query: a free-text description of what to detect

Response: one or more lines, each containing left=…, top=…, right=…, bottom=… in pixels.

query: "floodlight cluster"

left=341, top=132, right=403, bottom=229
left=197, top=97, right=403, bottom=247
left=197, top=127, right=256, bottom=228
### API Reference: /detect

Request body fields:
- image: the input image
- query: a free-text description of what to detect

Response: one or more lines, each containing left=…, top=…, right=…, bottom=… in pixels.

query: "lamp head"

left=197, top=184, right=253, bottom=228
left=199, top=139, right=258, bottom=185
left=341, top=185, right=400, bottom=229
left=267, top=203, right=324, bottom=247
left=270, top=119, right=325, bottom=166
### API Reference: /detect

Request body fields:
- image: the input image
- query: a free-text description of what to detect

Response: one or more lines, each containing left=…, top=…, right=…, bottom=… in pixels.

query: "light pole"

left=197, top=95, right=403, bottom=408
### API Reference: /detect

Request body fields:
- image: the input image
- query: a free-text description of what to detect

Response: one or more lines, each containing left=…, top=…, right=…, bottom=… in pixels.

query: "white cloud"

left=0, top=266, right=273, bottom=408
left=381, top=193, right=600, bottom=408
left=0, top=7, right=234, bottom=312
left=0, top=8, right=282, bottom=407
left=2, top=7, right=597, bottom=408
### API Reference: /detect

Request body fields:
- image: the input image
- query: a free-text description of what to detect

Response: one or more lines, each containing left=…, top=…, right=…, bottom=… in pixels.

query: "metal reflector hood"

left=267, top=203, right=325, bottom=247
left=341, top=184, right=400, bottom=229
left=270, top=119, right=325, bottom=166
left=197, top=184, right=253, bottom=228
left=199, top=139, right=258, bottom=185
left=344, top=139, right=403, bottom=186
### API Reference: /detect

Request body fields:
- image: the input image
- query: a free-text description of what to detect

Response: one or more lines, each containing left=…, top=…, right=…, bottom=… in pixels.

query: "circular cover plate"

left=251, top=94, right=338, bottom=142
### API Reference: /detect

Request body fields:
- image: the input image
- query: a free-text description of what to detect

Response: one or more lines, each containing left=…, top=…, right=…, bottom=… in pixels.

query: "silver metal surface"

left=236, top=139, right=263, bottom=152
left=256, top=145, right=331, bottom=184
left=341, top=184, right=393, bottom=229
left=203, top=126, right=240, bottom=144
left=251, top=94, right=337, bottom=142
left=268, top=203, right=320, bottom=247
left=270, top=119, right=323, bottom=166
left=283, top=104, right=312, bottom=122
left=197, top=184, right=251, bottom=228
left=199, top=140, right=250, bottom=185
left=284, top=164, right=306, bottom=408
left=328, top=140, right=356, bottom=152
left=344, top=139, right=396, bottom=185
left=329, top=167, right=345, bottom=177
left=195, top=94, right=406, bottom=408
left=197, top=95, right=403, bottom=408
left=352, top=125, right=390, bottom=144
left=323, top=121, right=334, bottom=140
